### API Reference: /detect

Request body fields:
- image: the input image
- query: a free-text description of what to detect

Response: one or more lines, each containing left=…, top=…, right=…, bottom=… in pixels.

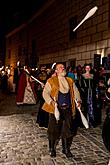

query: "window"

left=68, top=59, right=76, bottom=69
left=31, top=39, right=37, bottom=67
left=109, top=0, right=110, bottom=28
left=8, top=37, right=12, bottom=45
left=19, top=31, right=23, bottom=41
left=94, top=54, right=101, bottom=69
left=22, top=47, right=26, bottom=56
left=69, top=16, right=77, bottom=41
left=18, top=45, right=22, bottom=56
left=8, top=49, right=11, bottom=59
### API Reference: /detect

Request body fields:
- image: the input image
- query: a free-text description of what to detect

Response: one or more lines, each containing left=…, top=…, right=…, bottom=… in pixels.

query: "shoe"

left=49, top=149, right=56, bottom=157
left=62, top=150, right=73, bottom=158
left=62, top=138, right=73, bottom=158
left=49, top=140, right=56, bottom=157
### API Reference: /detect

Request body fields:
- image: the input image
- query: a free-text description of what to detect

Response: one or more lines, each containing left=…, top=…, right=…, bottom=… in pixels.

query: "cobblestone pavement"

left=0, top=92, right=109, bottom=165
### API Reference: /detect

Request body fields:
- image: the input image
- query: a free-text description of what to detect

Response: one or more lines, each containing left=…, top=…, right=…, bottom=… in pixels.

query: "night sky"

left=0, top=0, right=46, bottom=42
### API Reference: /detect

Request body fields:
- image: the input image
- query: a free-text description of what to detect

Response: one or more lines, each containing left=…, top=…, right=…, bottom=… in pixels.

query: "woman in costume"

left=80, top=63, right=98, bottom=127
left=16, top=66, right=37, bottom=105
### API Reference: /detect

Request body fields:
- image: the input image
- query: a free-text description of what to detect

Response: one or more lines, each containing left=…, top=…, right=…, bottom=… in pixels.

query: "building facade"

left=5, top=0, right=110, bottom=70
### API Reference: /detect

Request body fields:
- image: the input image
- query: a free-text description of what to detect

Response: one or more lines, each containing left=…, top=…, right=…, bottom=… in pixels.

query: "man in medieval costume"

left=42, top=63, right=81, bottom=158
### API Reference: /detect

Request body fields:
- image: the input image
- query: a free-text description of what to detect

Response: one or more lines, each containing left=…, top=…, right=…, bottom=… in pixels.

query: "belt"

left=59, top=105, right=70, bottom=110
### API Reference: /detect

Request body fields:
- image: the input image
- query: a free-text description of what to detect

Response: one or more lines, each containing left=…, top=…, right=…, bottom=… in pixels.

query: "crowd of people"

left=1, top=62, right=110, bottom=162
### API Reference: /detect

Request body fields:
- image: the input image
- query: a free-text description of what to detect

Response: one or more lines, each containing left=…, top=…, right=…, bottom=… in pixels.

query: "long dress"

left=80, top=74, right=98, bottom=127
left=16, top=70, right=37, bottom=105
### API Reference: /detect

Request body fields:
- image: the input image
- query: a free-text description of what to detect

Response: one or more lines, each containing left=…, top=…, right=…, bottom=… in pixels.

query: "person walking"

left=80, top=63, right=98, bottom=127
left=102, top=77, right=110, bottom=165
left=102, top=107, right=110, bottom=165
left=36, top=66, right=49, bottom=129
left=16, top=66, right=37, bottom=105
left=42, top=63, right=81, bottom=158
left=13, top=61, right=22, bottom=94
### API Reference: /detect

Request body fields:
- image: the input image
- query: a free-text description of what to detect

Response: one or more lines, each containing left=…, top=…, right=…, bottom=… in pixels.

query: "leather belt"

left=59, top=105, right=70, bottom=110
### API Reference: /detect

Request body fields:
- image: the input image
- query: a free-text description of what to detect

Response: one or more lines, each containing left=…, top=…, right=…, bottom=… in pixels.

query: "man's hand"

left=41, top=83, right=44, bottom=89
left=50, top=100, right=55, bottom=107
left=50, top=100, right=58, bottom=107
left=75, top=100, right=81, bottom=109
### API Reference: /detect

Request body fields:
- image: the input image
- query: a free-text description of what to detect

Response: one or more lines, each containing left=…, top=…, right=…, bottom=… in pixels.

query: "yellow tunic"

left=42, top=76, right=81, bottom=118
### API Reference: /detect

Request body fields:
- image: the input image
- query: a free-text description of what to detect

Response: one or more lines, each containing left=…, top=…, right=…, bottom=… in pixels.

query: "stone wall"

left=5, top=0, right=110, bottom=68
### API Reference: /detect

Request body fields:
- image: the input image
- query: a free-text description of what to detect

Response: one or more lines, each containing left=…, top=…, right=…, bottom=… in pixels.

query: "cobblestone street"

left=0, top=92, right=109, bottom=165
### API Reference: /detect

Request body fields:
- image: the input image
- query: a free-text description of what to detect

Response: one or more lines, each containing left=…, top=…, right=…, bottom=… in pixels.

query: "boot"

left=62, top=138, right=73, bottom=158
left=49, top=140, right=56, bottom=157
left=67, top=136, right=73, bottom=149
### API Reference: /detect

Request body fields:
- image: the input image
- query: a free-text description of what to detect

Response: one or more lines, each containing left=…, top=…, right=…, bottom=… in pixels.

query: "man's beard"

left=59, top=70, right=66, bottom=77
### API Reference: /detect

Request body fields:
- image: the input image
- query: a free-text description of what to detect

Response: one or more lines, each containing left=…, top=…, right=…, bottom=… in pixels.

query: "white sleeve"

left=73, top=82, right=81, bottom=102
left=42, top=82, right=53, bottom=105
left=108, top=78, right=110, bottom=85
